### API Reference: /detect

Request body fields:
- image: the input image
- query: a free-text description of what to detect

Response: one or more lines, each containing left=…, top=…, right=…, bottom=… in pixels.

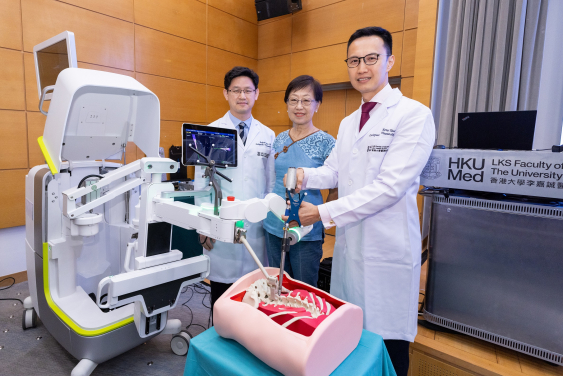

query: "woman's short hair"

left=284, top=75, right=323, bottom=103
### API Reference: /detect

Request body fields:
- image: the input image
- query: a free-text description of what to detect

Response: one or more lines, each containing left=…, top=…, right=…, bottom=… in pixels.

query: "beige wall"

left=0, top=0, right=258, bottom=229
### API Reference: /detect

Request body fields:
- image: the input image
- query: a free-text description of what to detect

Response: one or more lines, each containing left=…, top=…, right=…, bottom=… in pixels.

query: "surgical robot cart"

left=420, top=148, right=563, bottom=365
left=23, top=35, right=311, bottom=375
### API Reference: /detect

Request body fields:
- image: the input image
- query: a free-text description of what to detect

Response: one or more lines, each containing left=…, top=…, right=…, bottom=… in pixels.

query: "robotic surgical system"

left=23, top=32, right=316, bottom=376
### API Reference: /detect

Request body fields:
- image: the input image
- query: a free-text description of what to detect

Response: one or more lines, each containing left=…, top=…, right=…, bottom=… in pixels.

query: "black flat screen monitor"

left=182, top=124, right=237, bottom=167
left=457, top=110, right=537, bottom=150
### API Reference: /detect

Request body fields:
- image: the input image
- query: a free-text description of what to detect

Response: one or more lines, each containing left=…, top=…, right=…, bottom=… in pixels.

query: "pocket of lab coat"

left=364, top=209, right=407, bottom=262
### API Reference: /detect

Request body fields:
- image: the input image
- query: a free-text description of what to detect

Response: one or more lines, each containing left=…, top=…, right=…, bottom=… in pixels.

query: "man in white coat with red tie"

left=285, top=27, right=435, bottom=376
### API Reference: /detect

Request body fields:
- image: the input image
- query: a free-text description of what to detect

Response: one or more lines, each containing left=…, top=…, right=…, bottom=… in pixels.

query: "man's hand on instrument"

left=281, top=201, right=321, bottom=227
left=283, top=168, right=305, bottom=193
left=199, top=235, right=215, bottom=251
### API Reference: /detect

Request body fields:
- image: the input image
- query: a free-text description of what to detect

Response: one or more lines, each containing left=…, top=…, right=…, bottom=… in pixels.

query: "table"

left=184, top=327, right=397, bottom=376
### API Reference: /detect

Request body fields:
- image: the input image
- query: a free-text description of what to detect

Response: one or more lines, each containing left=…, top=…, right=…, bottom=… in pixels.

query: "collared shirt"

left=317, top=83, right=394, bottom=228
left=356, top=84, right=393, bottom=135
left=228, top=111, right=253, bottom=141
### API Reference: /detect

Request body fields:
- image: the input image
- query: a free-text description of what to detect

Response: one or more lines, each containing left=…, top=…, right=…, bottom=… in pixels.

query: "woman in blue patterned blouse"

left=263, top=75, right=337, bottom=287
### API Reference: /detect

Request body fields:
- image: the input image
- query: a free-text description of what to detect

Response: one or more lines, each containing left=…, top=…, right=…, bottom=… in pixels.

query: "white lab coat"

left=195, top=112, right=276, bottom=283
left=303, top=87, right=435, bottom=341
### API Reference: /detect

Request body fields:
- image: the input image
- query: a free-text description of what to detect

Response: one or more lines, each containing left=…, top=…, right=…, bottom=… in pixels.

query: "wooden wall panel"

left=402, top=29, right=417, bottom=78
left=135, top=26, right=206, bottom=83
left=208, top=0, right=257, bottom=24
left=258, top=17, right=292, bottom=59
left=390, top=31, right=403, bottom=78
left=0, top=111, right=28, bottom=169
left=77, top=62, right=135, bottom=77
left=160, top=121, right=183, bottom=159
left=21, top=0, right=135, bottom=70
left=207, top=47, right=258, bottom=88
left=134, top=0, right=206, bottom=44
left=0, top=169, right=27, bottom=228
left=401, top=77, right=414, bottom=98
left=136, top=73, right=206, bottom=122
left=125, top=142, right=139, bottom=163
left=313, top=90, right=345, bottom=138
left=253, top=91, right=291, bottom=126
left=26, top=111, right=46, bottom=168
left=345, top=89, right=362, bottom=115
left=291, top=44, right=348, bottom=85
left=136, top=145, right=146, bottom=160
left=58, top=0, right=134, bottom=22
left=269, top=124, right=291, bottom=136
left=0, top=0, right=23, bottom=50
left=257, top=54, right=291, bottom=93
left=257, top=14, right=291, bottom=27
left=301, top=0, right=343, bottom=12
left=206, top=85, right=230, bottom=123
left=23, top=52, right=44, bottom=111
left=291, top=0, right=405, bottom=53
left=413, top=0, right=438, bottom=107
left=405, top=0, right=420, bottom=30
left=208, top=7, right=258, bottom=59
left=0, top=48, right=25, bottom=110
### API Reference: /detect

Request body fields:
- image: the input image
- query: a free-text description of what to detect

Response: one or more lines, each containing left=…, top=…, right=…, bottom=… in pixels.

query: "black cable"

left=180, top=282, right=212, bottom=336
left=77, top=174, right=104, bottom=189
left=0, top=277, right=24, bottom=305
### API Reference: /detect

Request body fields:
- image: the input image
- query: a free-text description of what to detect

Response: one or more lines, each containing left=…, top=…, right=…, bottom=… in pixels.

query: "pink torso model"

left=214, top=267, right=363, bottom=376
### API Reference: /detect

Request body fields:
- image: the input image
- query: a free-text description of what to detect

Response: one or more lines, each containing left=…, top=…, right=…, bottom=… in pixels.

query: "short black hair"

left=224, top=66, right=259, bottom=90
left=284, top=75, right=323, bottom=103
left=347, top=26, right=392, bottom=56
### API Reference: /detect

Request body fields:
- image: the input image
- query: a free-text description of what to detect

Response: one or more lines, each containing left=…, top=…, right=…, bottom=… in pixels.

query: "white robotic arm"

left=60, top=156, right=312, bottom=338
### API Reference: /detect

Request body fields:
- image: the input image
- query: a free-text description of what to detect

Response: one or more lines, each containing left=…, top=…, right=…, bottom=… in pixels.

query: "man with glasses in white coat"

left=195, top=66, right=275, bottom=311
left=284, top=27, right=435, bottom=376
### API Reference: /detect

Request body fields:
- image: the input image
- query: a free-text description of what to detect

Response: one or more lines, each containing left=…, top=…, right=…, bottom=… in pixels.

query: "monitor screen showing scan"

left=182, top=124, right=237, bottom=167
left=36, top=40, right=70, bottom=94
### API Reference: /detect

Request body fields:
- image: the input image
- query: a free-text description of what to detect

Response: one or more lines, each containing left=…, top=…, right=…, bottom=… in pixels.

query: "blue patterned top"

left=263, top=130, right=336, bottom=241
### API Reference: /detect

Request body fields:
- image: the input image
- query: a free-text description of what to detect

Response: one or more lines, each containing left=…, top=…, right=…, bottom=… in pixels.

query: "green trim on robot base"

left=37, top=136, right=58, bottom=175
left=42, top=242, right=134, bottom=336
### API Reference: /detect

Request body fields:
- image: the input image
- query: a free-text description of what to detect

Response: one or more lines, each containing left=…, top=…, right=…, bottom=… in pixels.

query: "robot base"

left=26, top=251, right=185, bottom=375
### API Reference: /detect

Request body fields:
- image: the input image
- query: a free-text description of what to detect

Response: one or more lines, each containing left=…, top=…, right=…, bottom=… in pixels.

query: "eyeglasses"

left=287, top=98, right=315, bottom=107
left=228, top=88, right=256, bottom=95
left=344, top=53, right=388, bottom=68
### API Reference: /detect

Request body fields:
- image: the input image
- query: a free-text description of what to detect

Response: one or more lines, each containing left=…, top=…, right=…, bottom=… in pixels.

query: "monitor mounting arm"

left=189, top=145, right=231, bottom=216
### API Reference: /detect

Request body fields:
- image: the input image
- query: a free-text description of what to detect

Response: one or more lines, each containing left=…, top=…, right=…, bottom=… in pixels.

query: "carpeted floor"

left=0, top=281, right=212, bottom=376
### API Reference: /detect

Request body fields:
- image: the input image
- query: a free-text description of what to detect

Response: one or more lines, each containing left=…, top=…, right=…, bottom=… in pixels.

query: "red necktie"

left=359, top=102, right=377, bottom=131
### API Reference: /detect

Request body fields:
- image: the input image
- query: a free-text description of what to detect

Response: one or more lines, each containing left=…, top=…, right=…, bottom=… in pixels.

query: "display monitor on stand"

left=182, top=123, right=237, bottom=215
left=33, top=31, right=77, bottom=105
left=182, top=123, right=237, bottom=167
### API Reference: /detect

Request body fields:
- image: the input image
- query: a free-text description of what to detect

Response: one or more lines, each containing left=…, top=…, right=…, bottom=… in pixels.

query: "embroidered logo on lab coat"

left=257, top=152, right=270, bottom=158
left=367, top=145, right=389, bottom=152
left=256, top=141, right=272, bottom=148
left=381, top=128, right=395, bottom=136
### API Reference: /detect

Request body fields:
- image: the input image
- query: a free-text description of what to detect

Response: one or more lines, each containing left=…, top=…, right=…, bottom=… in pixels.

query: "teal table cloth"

left=184, top=327, right=397, bottom=376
